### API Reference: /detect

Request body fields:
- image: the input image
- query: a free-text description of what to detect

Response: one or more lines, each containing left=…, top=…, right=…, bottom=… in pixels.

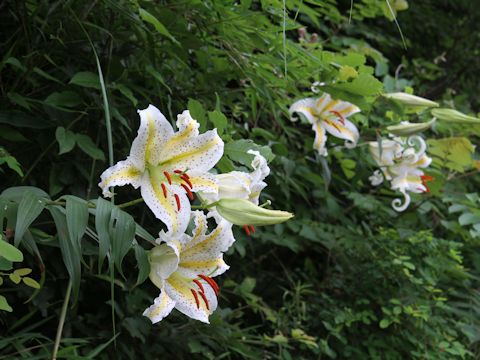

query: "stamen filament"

left=181, top=184, right=194, bottom=200
left=174, top=194, right=181, bottom=211
left=198, top=291, right=209, bottom=310
left=161, top=183, right=167, bottom=198
left=164, top=171, right=172, bottom=185
left=190, top=289, right=200, bottom=309
left=193, top=279, right=204, bottom=293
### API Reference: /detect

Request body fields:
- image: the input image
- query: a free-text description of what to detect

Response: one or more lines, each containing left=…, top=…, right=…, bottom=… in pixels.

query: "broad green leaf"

left=0, top=257, right=12, bottom=271
left=0, top=238, right=23, bottom=262
left=14, top=191, right=46, bottom=246
left=0, top=295, right=12, bottom=312
left=139, top=8, right=179, bottom=44
left=458, top=213, right=480, bottom=226
left=75, top=134, right=105, bottom=161
left=0, top=155, right=24, bottom=177
left=110, top=207, right=135, bottom=277
left=145, top=65, right=172, bottom=93
left=69, top=71, right=101, bottom=89
left=7, top=92, right=31, bottom=110
left=428, top=137, right=475, bottom=172
left=44, top=91, right=82, bottom=108
left=95, top=198, right=113, bottom=272
left=208, top=110, right=228, bottom=136
left=0, top=110, right=51, bottom=129
left=14, top=268, right=31, bottom=276
left=65, top=196, right=89, bottom=248
left=333, top=73, right=383, bottom=97
left=1, top=186, right=49, bottom=202
left=134, top=242, right=150, bottom=286
left=49, top=206, right=81, bottom=304
left=188, top=99, right=207, bottom=132
left=55, top=127, right=76, bottom=155
left=225, top=139, right=274, bottom=167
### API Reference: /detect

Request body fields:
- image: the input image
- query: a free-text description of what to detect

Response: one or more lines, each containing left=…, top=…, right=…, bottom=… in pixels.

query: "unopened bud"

left=386, top=119, right=435, bottom=136
left=215, top=198, right=293, bottom=226
left=431, top=108, right=480, bottom=124
left=383, top=92, right=438, bottom=108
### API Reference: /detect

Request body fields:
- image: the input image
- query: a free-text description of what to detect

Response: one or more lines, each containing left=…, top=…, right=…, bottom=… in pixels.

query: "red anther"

left=161, top=183, right=168, bottom=198
left=243, top=225, right=251, bottom=236
left=182, top=173, right=190, bottom=180
left=174, top=194, right=181, bottom=211
left=198, top=274, right=219, bottom=295
left=181, top=174, right=193, bottom=189
left=420, top=175, right=434, bottom=193
left=181, top=184, right=194, bottom=201
left=163, top=171, right=172, bottom=185
left=198, top=291, right=210, bottom=310
left=193, top=279, right=204, bottom=293
left=190, top=289, right=200, bottom=309
left=249, top=225, right=255, bottom=234
left=174, top=169, right=183, bottom=174
left=329, top=110, right=346, bottom=125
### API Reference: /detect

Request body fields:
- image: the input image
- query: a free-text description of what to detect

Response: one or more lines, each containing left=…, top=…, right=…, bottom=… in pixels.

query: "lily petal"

left=312, top=121, right=328, bottom=156
left=134, top=105, right=174, bottom=167
left=321, top=118, right=359, bottom=148
left=149, top=241, right=181, bottom=288
left=289, top=98, right=318, bottom=124
left=98, top=159, right=143, bottom=198
left=165, top=272, right=218, bottom=323
left=189, top=173, right=219, bottom=195
left=157, top=111, right=224, bottom=175
left=143, top=289, right=176, bottom=324
left=141, top=175, right=191, bottom=234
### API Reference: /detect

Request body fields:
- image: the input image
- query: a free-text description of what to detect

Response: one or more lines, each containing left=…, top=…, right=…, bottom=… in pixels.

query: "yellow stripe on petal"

left=322, top=99, right=341, bottom=113
left=167, top=274, right=209, bottom=311
left=189, top=175, right=218, bottom=193
left=180, top=258, right=224, bottom=271
left=160, top=138, right=222, bottom=167
left=182, top=226, right=223, bottom=258
left=150, top=175, right=180, bottom=233
left=160, top=121, right=197, bottom=155
left=143, top=290, right=175, bottom=324
left=144, top=114, right=156, bottom=165
left=101, top=167, right=142, bottom=189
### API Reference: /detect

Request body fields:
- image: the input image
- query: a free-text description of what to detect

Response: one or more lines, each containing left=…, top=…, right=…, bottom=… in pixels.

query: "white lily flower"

left=199, top=150, right=270, bottom=235
left=143, top=211, right=235, bottom=324
left=369, top=135, right=433, bottom=212
left=289, top=93, right=361, bottom=156
left=98, top=105, right=223, bottom=234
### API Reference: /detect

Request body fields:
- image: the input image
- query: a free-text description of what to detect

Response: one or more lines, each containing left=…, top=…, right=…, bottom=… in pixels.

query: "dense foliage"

left=1, top=0, right=479, bottom=359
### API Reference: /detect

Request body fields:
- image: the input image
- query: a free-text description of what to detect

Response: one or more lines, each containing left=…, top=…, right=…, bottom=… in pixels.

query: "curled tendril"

left=406, top=135, right=427, bottom=157
left=344, top=139, right=357, bottom=149
left=392, top=190, right=411, bottom=212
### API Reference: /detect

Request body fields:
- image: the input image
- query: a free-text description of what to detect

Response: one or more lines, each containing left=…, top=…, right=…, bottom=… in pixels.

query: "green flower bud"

left=386, top=119, right=435, bottom=136
left=215, top=198, right=293, bottom=226
left=394, top=0, right=409, bottom=11
left=383, top=92, right=439, bottom=108
left=431, top=108, right=480, bottom=124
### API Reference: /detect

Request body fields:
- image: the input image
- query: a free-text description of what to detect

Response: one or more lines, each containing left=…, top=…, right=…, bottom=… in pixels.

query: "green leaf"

left=114, top=84, right=137, bottom=106
left=1, top=186, right=49, bottom=202
left=9, top=272, right=21, bottom=284
left=225, top=139, right=274, bottom=167
left=110, top=207, right=136, bottom=277
left=44, top=91, right=82, bottom=108
left=145, top=65, right=172, bottom=94
left=333, top=73, right=383, bottom=97
left=208, top=110, right=228, bottom=136
left=75, top=134, right=105, bottom=161
left=428, top=137, right=475, bottom=172
left=69, top=71, right=101, bottom=89
left=95, top=198, right=113, bottom=272
left=188, top=99, right=207, bottom=132
left=1, top=155, right=24, bottom=177
left=0, top=295, right=12, bottom=312
left=14, top=191, right=46, bottom=246
left=139, top=8, right=179, bottom=44
left=65, top=196, right=89, bottom=248
left=134, top=242, right=150, bottom=286
left=379, top=319, right=390, bottom=329
left=55, top=127, right=76, bottom=155
left=0, top=238, right=23, bottom=262
left=49, top=206, right=81, bottom=304
left=14, top=268, right=32, bottom=276
left=22, top=277, right=41, bottom=289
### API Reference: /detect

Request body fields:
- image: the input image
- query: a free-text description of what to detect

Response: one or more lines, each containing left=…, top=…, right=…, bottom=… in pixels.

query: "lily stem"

left=51, top=279, right=72, bottom=360
left=117, top=198, right=144, bottom=208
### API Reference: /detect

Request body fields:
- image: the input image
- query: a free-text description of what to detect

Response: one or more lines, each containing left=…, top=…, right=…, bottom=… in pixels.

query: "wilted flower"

left=143, top=211, right=234, bottom=324
left=289, top=92, right=360, bottom=156
left=99, top=105, right=223, bottom=234
left=369, top=135, right=432, bottom=211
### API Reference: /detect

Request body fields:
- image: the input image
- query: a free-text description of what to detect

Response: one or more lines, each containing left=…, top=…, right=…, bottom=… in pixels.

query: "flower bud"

left=215, top=198, right=293, bottom=226
left=386, top=119, right=435, bottom=136
left=431, top=108, right=480, bottom=124
left=383, top=93, right=438, bottom=108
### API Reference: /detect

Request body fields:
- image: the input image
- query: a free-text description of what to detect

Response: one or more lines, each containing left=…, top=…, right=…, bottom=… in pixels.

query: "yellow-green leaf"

left=22, top=277, right=40, bottom=289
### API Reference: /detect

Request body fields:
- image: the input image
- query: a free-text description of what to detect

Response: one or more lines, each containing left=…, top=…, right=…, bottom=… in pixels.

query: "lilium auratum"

left=200, top=150, right=270, bottom=235
left=99, top=105, right=223, bottom=234
left=289, top=92, right=361, bottom=156
left=143, top=211, right=235, bottom=323
left=369, top=135, right=432, bottom=212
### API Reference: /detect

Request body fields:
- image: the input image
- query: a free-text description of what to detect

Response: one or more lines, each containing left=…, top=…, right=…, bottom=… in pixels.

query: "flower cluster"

left=289, top=91, right=433, bottom=212
left=369, top=135, right=432, bottom=212
left=99, top=105, right=292, bottom=323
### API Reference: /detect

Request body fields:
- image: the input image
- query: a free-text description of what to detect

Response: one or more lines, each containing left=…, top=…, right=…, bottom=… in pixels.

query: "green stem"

left=51, top=280, right=72, bottom=360
left=117, top=198, right=144, bottom=208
